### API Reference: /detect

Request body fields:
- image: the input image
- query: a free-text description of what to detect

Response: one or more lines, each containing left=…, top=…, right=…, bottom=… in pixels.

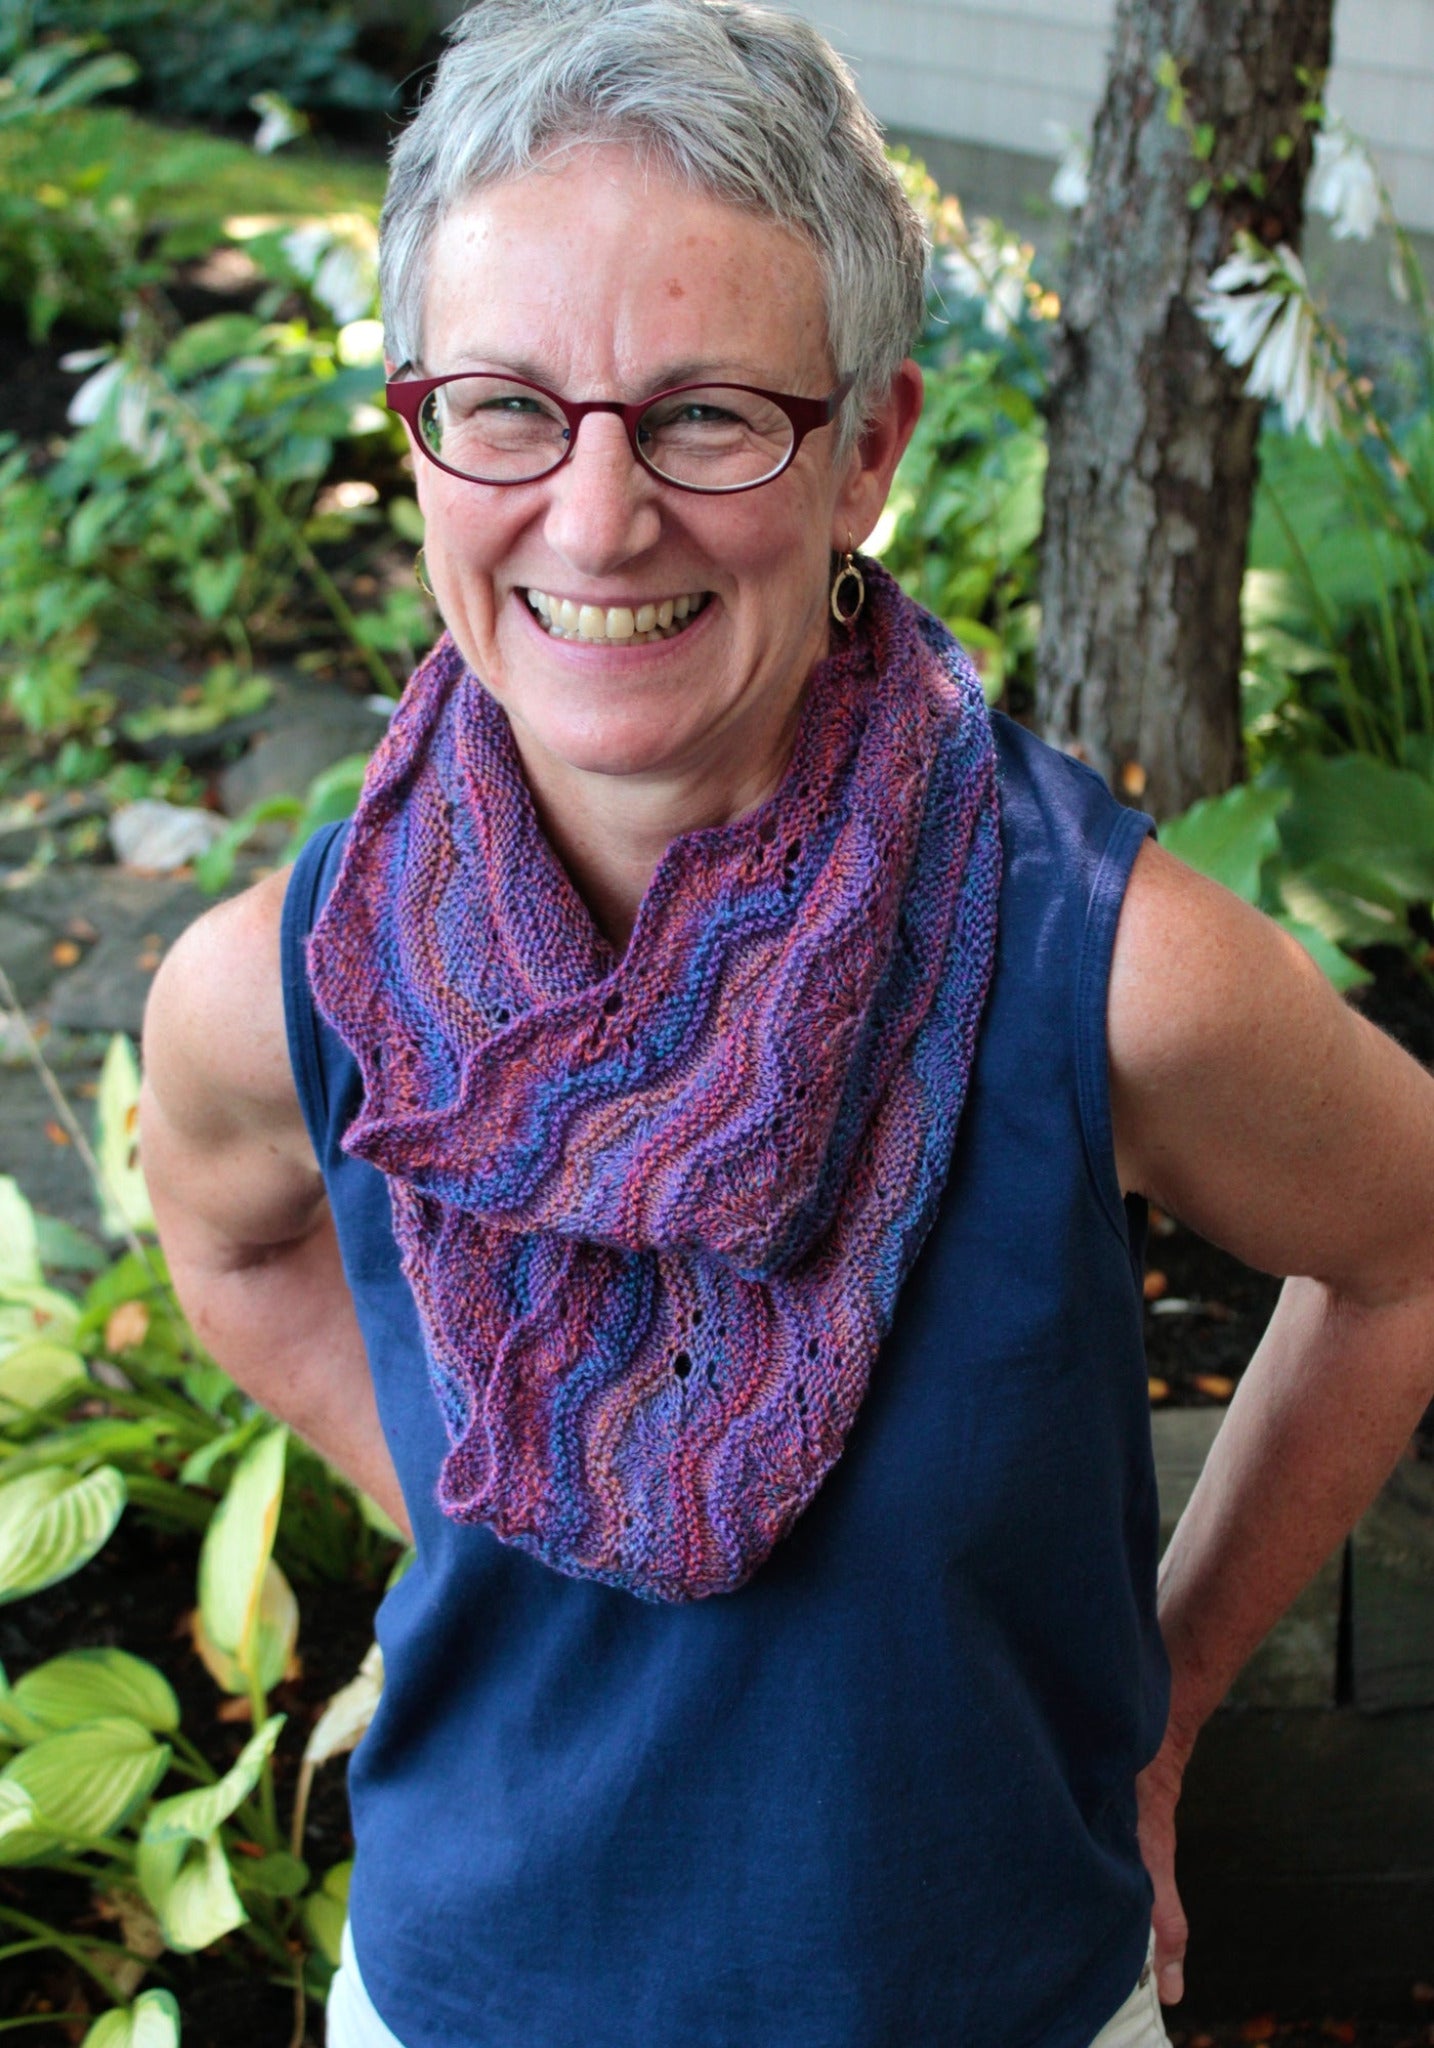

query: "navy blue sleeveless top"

left=281, top=712, right=1167, bottom=2048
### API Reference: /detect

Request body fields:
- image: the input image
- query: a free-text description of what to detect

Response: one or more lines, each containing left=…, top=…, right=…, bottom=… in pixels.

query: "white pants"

left=326, top=1923, right=1172, bottom=2048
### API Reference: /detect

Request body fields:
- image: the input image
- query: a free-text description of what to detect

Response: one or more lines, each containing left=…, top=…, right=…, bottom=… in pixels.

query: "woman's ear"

left=832, top=358, right=924, bottom=551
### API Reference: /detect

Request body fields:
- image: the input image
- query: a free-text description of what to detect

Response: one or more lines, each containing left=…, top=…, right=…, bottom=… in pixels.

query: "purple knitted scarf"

left=307, top=563, right=1001, bottom=1601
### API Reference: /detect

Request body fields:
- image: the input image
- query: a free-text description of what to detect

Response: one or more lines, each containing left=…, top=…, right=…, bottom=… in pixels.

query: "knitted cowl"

left=307, top=562, right=1001, bottom=1601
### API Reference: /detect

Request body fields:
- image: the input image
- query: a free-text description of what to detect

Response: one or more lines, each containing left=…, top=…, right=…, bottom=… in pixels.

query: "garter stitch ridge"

left=306, top=562, right=1001, bottom=1600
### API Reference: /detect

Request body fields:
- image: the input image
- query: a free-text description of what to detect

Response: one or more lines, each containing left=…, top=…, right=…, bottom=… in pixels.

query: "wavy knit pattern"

left=307, top=564, right=1001, bottom=1600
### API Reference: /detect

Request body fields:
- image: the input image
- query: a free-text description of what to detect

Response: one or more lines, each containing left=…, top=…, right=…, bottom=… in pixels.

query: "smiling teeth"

left=526, top=589, right=707, bottom=642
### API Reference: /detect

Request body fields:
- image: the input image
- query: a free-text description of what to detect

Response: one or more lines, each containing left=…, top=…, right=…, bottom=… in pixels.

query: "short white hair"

left=379, top=0, right=929, bottom=456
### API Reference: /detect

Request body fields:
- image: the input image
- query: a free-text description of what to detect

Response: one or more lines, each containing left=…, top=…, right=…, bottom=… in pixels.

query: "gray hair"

left=379, top=0, right=929, bottom=456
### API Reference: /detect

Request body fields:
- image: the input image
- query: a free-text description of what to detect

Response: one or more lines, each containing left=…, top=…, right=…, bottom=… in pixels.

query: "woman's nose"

left=541, top=411, right=662, bottom=572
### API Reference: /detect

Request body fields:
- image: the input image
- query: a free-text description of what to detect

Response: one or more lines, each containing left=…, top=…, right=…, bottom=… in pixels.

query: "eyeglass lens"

left=417, top=376, right=796, bottom=490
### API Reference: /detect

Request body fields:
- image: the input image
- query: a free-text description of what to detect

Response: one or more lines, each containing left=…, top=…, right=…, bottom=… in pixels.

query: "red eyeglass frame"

left=384, top=368, right=856, bottom=494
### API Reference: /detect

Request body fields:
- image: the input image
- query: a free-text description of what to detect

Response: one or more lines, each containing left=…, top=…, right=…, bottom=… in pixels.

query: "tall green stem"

left=0, top=1906, right=129, bottom=2005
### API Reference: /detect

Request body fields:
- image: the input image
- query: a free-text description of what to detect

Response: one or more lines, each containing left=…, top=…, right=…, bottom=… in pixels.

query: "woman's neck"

left=512, top=693, right=809, bottom=955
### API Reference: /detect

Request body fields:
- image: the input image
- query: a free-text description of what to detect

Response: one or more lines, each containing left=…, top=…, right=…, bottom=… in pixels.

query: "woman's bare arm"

left=139, top=869, right=411, bottom=1539
left=1108, top=840, right=1434, bottom=2001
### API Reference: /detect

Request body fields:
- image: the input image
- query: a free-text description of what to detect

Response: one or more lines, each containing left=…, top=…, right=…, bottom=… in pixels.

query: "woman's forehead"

left=420, top=147, right=832, bottom=387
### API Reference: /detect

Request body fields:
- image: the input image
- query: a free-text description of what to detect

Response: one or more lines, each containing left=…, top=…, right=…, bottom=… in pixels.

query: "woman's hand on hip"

left=1135, top=1730, right=1191, bottom=2006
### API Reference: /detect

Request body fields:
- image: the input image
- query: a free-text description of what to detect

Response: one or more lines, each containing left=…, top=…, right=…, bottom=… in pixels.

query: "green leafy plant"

left=877, top=349, right=1046, bottom=706
left=0, top=1119, right=397, bottom=2034
left=874, top=150, right=1055, bottom=713
left=0, top=309, right=406, bottom=731
left=1245, top=421, right=1434, bottom=771
left=10, top=0, right=399, bottom=125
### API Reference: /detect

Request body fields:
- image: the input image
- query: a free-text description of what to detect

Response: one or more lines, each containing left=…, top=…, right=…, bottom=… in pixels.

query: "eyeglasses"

left=385, top=369, right=855, bottom=494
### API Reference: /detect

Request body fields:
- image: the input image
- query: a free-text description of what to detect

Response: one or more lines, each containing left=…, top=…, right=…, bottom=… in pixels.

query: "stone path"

left=1, top=668, right=387, bottom=1240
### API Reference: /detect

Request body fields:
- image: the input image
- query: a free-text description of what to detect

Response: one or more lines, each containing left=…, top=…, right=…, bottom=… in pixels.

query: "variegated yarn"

left=307, top=562, right=1001, bottom=1600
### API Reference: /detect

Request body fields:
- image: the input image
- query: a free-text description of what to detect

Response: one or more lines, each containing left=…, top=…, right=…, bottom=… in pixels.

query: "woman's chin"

left=507, top=703, right=713, bottom=785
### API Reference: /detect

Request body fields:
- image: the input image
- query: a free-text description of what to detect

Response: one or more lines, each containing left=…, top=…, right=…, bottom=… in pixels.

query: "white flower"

left=66, top=356, right=172, bottom=459
left=280, top=217, right=379, bottom=325
left=279, top=222, right=329, bottom=277
left=249, top=91, right=308, bottom=156
left=1307, top=125, right=1381, bottom=242
left=313, top=244, right=375, bottom=325
left=1046, top=123, right=1089, bottom=213
left=1196, top=238, right=1342, bottom=444
left=66, top=357, right=125, bottom=426
left=58, top=346, right=111, bottom=374
left=939, top=220, right=1033, bottom=336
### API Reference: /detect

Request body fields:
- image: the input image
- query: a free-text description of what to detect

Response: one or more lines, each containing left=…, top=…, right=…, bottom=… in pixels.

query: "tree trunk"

left=1035, top=0, right=1334, bottom=817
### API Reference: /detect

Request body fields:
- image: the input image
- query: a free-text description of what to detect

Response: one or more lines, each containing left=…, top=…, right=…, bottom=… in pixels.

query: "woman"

left=138, top=3, right=1434, bottom=2044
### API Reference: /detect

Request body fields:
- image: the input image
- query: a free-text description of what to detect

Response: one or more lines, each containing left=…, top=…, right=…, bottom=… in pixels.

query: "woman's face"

left=411, top=144, right=920, bottom=814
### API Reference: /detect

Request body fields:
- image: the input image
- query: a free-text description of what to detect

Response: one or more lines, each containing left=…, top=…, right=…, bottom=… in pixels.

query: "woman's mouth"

left=524, top=588, right=711, bottom=645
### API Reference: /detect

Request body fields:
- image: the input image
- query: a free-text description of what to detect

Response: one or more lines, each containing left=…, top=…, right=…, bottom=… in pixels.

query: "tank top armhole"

left=1074, top=804, right=1155, bottom=1250
left=279, top=820, right=348, bottom=1165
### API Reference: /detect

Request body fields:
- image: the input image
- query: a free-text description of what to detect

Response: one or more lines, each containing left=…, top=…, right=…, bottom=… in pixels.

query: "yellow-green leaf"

left=10, top=1649, right=179, bottom=1736
left=95, top=1034, right=155, bottom=1239
left=142, top=1713, right=284, bottom=1846
left=0, top=1718, right=170, bottom=1861
left=197, top=1428, right=287, bottom=1686
left=0, top=1338, right=88, bottom=1417
left=193, top=1559, right=297, bottom=1698
left=81, top=1988, right=181, bottom=2048
left=301, top=1857, right=351, bottom=1965
left=0, top=1780, right=38, bottom=1851
left=0, top=1177, right=41, bottom=1291
left=138, top=1827, right=246, bottom=1953
left=0, top=1282, right=81, bottom=1362
left=304, top=1641, right=382, bottom=1767
left=0, top=1465, right=126, bottom=1604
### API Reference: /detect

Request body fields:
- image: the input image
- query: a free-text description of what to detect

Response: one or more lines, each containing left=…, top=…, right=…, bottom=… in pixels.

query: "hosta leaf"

left=0, top=1283, right=82, bottom=1361
left=1278, top=754, right=1434, bottom=904
left=304, top=1641, right=382, bottom=1767
left=197, top=1429, right=287, bottom=1686
left=0, top=1780, right=38, bottom=1850
left=0, top=1177, right=41, bottom=1290
left=95, top=1035, right=155, bottom=1240
left=10, top=1649, right=179, bottom=1736
left=0, top=1339, right=88, bottom=1417
left=1161, top=782, right=1289, bottom=905
left=164, top=314, right=264, bottom=383
left=301, top=1857, right=351, bottom=1966
left=1279, top=858, right=1407, bottom=950
left=193, top=1559, right=298, bottom=1697
left=234, top=1848, right=308, bottom=1896
left=0, top=1689, right=48, bottom=1746
left=81, top=1988, right=181, bottom=2048
left=178, top=1414, right=266, bottom=1490
left=34, top=1213, right=107, bottom=1276
left=0, top=1465, right=126, bottom=1604
left=0, top=1718, right=170, bottom=1859
left=138, top=1827, right=246, bottom=1953
left=142, top=1714, right=284, bottom=1846
left=1272, top=914, right=1373, bottom=992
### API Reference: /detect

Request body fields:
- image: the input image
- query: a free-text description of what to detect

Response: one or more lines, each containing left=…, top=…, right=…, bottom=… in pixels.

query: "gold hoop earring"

left=414, top=546, right=435, bottom=599
left=830, top=544, right=865, bottom=627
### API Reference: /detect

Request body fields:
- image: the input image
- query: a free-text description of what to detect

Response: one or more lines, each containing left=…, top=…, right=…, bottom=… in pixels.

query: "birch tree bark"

left=1034, top=0, right=1334, bottom=816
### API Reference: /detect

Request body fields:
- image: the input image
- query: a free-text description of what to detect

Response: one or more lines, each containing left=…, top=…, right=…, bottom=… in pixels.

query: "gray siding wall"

left=788, top=0, right=1434, bottom=233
